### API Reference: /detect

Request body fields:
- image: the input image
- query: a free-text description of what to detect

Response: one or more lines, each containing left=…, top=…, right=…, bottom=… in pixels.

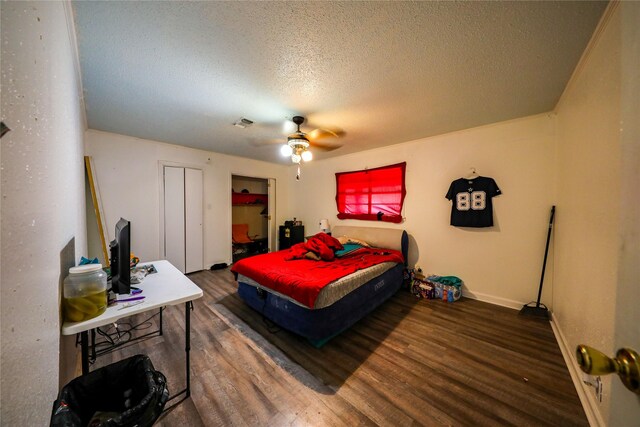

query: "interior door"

left=609, top=5, right=640, bottom=421
left=164, top=166, right=186, bottom=272
left=267, top=178, right=276, bottom=252
left=184, top=168, right=203, bottom=273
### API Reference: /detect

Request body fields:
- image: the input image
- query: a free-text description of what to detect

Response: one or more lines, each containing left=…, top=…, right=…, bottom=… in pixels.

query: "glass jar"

left=63, top=264, right=108, bottom=322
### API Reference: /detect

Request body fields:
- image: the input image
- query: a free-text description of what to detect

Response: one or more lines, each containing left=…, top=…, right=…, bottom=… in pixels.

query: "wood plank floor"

left=93, top=269, right=588, bottom=426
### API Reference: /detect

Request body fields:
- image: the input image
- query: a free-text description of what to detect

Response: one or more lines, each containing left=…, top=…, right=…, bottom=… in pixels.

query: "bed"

left=231, top=225, right=408, bottom=346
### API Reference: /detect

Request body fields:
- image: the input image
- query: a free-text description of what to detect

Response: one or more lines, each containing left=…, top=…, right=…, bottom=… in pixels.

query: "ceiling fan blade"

left=247, top=116, right=346, bottom=154
left=307, top=127, right=345, bottom=141
left=307, top=126, right=345, bottom=151
left=309, top=139, right=343, bottom=151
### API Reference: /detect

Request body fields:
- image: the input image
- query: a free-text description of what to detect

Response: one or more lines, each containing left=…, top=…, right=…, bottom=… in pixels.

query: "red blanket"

left=284, top=232, right=344, bottom=261
left=231, top=248, right=404, bottom=308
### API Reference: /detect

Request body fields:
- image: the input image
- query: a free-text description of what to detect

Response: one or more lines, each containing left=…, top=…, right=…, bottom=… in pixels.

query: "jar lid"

left=69, top=264, right=103, bottom=274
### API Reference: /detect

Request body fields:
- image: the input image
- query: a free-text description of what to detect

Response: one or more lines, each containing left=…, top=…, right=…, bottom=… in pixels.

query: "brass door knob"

left=576, top=345, right=640, bottom=394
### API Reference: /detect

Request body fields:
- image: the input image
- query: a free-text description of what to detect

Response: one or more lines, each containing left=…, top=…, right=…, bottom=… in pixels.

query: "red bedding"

left=231, top=247, right=404, bottom=308
left=284, top=232, right=344, bottom=261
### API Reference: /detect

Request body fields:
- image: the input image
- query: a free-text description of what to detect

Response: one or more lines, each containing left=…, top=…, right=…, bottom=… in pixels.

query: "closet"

left=163, top=166, right=203, bottom=273
left=232, top=175, right=270, bottom=263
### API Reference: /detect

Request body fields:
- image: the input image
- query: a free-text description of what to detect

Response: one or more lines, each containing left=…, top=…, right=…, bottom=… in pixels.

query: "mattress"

left=237, top=261, right=396, bottom=309
left=237, top=263, right=404, bottom=343
left=235, top=226, right=408, bottom=345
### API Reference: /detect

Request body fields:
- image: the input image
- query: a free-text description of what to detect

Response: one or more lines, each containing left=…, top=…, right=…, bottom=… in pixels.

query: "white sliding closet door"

left=163, top=166, right=203, bottom=274
left=164, top=166, right=186, bottom=273
left=184, top=168, right=203, bottom=273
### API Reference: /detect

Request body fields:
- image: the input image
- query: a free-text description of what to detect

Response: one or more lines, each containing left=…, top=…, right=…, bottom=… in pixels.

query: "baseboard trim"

left=462, top=290, right=523, bottom=310
left=549, top=312, right=606, bottom=427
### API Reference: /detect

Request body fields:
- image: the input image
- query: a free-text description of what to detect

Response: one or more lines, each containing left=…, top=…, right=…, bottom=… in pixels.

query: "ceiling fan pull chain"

left=296, top=164, right=301, bottom=181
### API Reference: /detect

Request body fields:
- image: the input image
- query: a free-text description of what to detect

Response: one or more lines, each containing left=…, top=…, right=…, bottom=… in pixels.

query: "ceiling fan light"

left=291, top=153, right=301, bottom=164
left=288, top=134, right=309, bottom=149
left=280, top=144, right=293, bottom=157
left=301, top=150, right=313, bottom=162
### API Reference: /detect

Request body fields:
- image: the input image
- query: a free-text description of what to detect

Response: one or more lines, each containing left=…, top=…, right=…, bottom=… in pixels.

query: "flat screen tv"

left=110, top=218, right=131, bottom=295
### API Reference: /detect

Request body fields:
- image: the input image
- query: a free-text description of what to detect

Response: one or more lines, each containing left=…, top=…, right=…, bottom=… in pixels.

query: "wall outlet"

left=582, top=373, right=603, bottom=402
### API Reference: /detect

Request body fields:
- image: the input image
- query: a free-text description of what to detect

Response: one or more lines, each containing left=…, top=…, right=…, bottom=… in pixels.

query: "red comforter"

left=231, top=247, right=404, bottom=309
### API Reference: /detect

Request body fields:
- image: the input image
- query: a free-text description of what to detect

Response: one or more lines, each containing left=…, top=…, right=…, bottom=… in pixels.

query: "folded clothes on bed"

left=335, top=235, right=371, bottom=247
left=334, top=243, right=368, bottom=258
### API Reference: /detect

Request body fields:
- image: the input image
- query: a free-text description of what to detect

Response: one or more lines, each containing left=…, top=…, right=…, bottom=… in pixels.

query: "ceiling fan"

left=269, top=116, right=345, bottom=163
left=278, top=116, right=344, bottom=180
left=283, top=116, right=345, bottom=163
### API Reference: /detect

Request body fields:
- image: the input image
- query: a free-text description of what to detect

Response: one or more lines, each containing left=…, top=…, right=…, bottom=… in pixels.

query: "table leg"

left=185, top=301, right=192, bottom=397
left=81, top=331, right=89, bottom=375
left=164, top=301, right=194, bottom=407
left=91, top=329, right=96, bottom=363
left=159, top=307, right=163, bottom=336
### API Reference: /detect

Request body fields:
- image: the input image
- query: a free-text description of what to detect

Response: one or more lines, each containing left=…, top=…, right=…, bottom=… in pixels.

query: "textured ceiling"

left=72, top=1, right=607, bottom=164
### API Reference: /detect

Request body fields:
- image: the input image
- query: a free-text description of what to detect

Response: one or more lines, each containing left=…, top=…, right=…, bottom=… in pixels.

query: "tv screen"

left=110, top=218, right=131, bottom=295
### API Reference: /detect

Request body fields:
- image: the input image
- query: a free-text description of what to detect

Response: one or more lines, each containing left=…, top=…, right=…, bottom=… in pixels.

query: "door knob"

left=576, top=345, right=640, bottom=394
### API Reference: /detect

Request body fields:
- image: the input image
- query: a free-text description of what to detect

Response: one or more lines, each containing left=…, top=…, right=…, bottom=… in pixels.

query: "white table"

left=62, top=260, right=203, bottom=398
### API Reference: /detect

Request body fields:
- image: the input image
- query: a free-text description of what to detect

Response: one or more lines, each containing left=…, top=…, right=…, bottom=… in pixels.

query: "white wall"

left=85, top=130, right=291, bottom=267
left=554, top=5, right=619, bottom=422
left=0, top=2, right=86, bottom=425
left=553, top=3, right=640, bottom=425
left=290, top=114, right=557, bottom=308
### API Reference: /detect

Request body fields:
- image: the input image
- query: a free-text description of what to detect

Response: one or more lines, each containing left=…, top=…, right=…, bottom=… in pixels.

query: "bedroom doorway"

left=231, top=175, right=275, bottom=263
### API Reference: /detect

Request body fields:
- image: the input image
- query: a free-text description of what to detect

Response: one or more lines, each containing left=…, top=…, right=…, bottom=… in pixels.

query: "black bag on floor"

left=51, top=354, right=169, bottom=427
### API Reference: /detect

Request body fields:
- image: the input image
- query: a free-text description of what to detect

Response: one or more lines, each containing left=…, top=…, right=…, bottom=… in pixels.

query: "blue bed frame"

left=237, top=229, right=408, bottom=346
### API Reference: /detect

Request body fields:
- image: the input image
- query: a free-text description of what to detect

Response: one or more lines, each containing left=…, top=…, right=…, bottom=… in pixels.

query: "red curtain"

left=335, top=162, right=406, bottom=223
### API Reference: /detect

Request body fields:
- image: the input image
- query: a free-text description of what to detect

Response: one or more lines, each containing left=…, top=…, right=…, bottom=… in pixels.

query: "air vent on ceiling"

left=233, top=118, right=254, bottom=129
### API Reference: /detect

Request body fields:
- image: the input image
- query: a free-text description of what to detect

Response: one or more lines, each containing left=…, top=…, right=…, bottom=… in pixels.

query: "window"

left=335, top=162, right=406, bottom=223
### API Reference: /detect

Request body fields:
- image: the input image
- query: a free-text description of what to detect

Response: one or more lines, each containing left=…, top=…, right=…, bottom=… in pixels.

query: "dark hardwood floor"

left=93, top=269, right=587, bottom=426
